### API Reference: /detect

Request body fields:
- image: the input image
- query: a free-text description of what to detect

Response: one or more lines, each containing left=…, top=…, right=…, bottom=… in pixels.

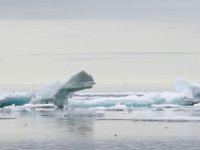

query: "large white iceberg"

left=0, top=70, right=95, bottom=109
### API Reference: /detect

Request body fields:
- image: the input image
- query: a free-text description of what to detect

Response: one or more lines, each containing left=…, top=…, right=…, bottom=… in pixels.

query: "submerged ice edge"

left=69, top=91, right=198, bottom=108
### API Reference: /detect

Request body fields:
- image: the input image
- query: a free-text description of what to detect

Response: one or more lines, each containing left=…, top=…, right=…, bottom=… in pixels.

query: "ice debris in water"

left=69, top=90, right=195, bottom=108
left=94, top=103, right=128, bottom=111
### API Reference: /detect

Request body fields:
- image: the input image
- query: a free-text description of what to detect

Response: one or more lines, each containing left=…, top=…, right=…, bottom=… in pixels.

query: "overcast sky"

left=0, top=0, right=200, bottom=86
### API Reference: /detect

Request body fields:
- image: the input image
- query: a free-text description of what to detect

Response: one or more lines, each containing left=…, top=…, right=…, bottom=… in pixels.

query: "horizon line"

left=6, top=51, right=200, bottom=56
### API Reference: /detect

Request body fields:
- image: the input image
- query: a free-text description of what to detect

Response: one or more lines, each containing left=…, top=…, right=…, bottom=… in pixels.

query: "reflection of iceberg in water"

left=0, top=70, right=95, bottom=109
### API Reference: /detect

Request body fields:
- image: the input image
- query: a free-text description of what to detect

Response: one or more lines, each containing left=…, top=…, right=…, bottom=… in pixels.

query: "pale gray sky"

left=0, top=0, right=200, bottom=85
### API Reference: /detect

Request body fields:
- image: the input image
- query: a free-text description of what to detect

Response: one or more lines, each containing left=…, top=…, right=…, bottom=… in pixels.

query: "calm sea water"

left=0, top=110, right=200, bottom=150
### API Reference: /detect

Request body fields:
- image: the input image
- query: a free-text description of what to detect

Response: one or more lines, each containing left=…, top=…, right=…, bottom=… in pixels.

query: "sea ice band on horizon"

left=0, top=71, right=200, bottom=109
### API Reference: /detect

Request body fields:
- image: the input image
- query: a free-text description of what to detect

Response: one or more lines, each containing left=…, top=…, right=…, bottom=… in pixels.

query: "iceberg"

left=0, top=70, right=95, bottom=109
left=174, top=78, right=200, bottom=99
left=0, top=75, right=199, bottom=109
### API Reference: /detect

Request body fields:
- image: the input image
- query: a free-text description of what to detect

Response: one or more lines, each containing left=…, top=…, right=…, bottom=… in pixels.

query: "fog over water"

left=0, top=0, right=199, bottom=85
